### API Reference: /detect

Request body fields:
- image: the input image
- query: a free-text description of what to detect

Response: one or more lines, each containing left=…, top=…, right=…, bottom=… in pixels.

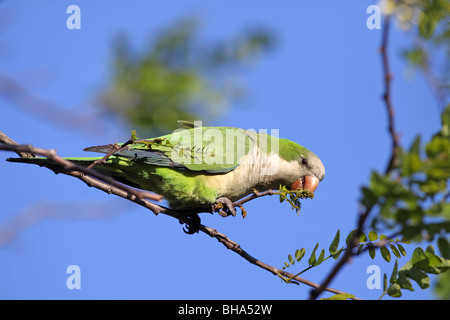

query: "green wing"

left=84, top=126, right=257, bottom=174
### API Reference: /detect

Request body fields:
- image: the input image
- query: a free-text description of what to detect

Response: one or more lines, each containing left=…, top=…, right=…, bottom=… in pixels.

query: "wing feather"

left=84, top=127, right=257, bottom=174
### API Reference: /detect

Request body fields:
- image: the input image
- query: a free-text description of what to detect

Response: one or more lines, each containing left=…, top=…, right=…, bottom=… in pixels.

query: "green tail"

left=6, top=156, right=102, bottom=168
left=6, top=156, right=145, bottom=190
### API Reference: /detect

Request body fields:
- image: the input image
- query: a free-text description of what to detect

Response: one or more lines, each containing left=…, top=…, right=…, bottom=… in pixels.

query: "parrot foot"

left=213, top=197, right=236, bottom=217
left=182, top=214, right=201, bottom=234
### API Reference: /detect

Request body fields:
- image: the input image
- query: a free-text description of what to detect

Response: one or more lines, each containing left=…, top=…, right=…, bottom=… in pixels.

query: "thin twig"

left=0, top=130, right=35, bottom=158
left=380, top=16, right=399, bottom=174
left=86, top=138, right=135, bottom=169
left=0, top=137, right=356, bottom=299
left=310, top=15, right=399, bottom=300
left=0, top=143, right=163, bottom=203
left=200, top=225, right=360, bottom=299
left=232, top=190, right=274, bottom=208
left=309, top=204, right=375, bottom=300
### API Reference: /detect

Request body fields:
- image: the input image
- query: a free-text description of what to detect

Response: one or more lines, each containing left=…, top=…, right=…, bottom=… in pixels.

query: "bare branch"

left=0, top=133, right=356, bottom=299
left=380, top=16, right=400, bottom=174
left=0, top=143, right=164, bottom=203
left=233, top=189, right=275, bottom=208
left=200, top=225, right=361, bottom=299
left=0, top=130, right=34, bottom=158
left=310, top=15, right=399, bottom=300
left=86, top=136, right=136, bottom=169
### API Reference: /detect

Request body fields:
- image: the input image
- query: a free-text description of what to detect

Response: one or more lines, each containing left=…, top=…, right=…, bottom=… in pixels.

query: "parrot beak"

left=291, top=175, right=320, bottom=193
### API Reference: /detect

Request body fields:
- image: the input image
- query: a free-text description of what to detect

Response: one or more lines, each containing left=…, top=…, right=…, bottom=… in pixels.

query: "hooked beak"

left=291, top=175, right=320, bottom=193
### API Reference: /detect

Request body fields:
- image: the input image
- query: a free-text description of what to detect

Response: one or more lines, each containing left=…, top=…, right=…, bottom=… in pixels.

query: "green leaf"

left=408, top=268, right=430, bottom=289
left=390, top=260, right=399, bottom=285
left=437, top=237, right=450, bottom=259
left=411, top=247, right=429, bottom=269
left=359, top=232, right=368, bottom=243
left=409, top=135, right=421, bottom=155
left=332, top=248, right=343, bottom=260
left=400, top=135, right=423, bottom=177
left=368, top=244, right=376, bottom=259
left=130, top=129, right=139, bottom=141
left=389, top=244, right=401, bottom=259
left=424, top=246, right=444, bottom=272
left=397, top=272, right=414, bottom=291
left=329, top=230, right=340, bottom=254
left=397, top=243, right=407, bottom=257
left=346, top=230, right=358, bottom=247
left=288, top=254, right=294, bottom=264
left=368, top=231, right=378, bottom=242
left=404, top=47, right=426, bottom=67
left=361, top=186, right=377, bottom=208
left=440, top=104, right=450, bottom=137
left=308, top=243, right=319, bottom=266
left=316, top=249, right=326, bottom=266
left=425, top=244, right=435, bottom=255
left=295, top=248, right=306, bottom=262
left=321, top=293, right=355, bottom=300
left=383, top=273, right=388, bottom=292
left=380, top=246, right=391, bottom=262
left=387, top=283, right=402, bottom=298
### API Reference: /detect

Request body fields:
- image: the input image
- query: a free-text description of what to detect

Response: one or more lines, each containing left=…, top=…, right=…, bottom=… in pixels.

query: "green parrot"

left=7, top=124, right=325, bottom=233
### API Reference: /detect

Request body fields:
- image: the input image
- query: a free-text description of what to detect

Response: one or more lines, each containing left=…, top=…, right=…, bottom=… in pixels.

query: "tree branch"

left=0, top=130, right=35, bottom=158
left=380, top=16, right=399, bottom=174
left=200, top=225, right=361, bottom=299
left=0, top=143, right=164, bottom=203
left=310, top=15, right=399, bottom=300
left=0, top=135, right=357, bottom=299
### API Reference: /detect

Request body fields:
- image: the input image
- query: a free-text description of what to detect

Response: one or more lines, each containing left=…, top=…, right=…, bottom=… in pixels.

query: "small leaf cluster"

left=320, top=293, right=356, bottom=300
left=381, top=244, right=450, bottom=298
left=401, top=0, right=450, bottom=97
left=280, top=231, right=336, bottom=278
left=357, top=106, right=450, bottom=298
left=130, top=129, right=139, bottom=142
left=279, top=230, right=409, bottom=283
left=277, top=185, right=315, bottom=215
left=362, top=106, right=450, bottom=242
left=346, top=230, right=409, bottom=262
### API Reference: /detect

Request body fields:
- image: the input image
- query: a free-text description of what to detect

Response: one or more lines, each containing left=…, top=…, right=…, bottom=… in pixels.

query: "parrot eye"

left=301, top=158, right=308, bottom=166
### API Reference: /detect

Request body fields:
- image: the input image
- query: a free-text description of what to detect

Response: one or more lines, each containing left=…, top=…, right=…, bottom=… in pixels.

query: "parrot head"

left=290, top=151, right=325, bottom=193
left=276, top=138, right=325, bottom=194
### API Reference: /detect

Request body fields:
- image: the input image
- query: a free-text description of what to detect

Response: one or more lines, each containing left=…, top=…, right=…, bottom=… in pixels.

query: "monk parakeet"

left=7, top=124, right=325, bottom=233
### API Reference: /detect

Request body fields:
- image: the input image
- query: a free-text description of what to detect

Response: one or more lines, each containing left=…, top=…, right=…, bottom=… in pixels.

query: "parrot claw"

left=213, top=197, right=236, bottom=217
left=182, top=214, right=201, bottom=234
left=218, top=210, right=229, bottom=218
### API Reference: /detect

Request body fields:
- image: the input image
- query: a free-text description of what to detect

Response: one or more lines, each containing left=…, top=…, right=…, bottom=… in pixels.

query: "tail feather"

left=83, top=145, right=112, bottom=153
left=6, top=156, right=144, bottom=190
left=6, top=156, right=101, bottom=167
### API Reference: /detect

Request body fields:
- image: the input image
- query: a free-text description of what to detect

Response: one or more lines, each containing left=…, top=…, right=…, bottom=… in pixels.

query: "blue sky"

left=0, top=1, right=443, bottom=300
